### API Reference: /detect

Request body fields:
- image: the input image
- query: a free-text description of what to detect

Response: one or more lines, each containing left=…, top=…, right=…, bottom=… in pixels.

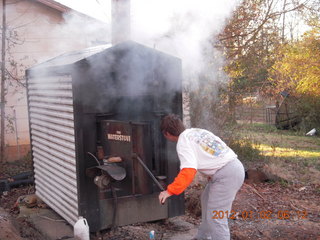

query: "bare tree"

left=1, top=0, right=7, bottom=162
left=1, top=0, right=28, bottom=162
left=216, top=0, right=313, bottom=122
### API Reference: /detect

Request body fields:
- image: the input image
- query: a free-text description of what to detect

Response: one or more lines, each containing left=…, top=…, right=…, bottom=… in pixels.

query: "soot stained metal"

left=25, top=41, right=184, bottom=232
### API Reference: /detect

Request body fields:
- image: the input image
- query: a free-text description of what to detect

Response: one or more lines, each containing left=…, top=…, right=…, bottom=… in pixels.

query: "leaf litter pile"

left=1, top=159, right=319, bottom=240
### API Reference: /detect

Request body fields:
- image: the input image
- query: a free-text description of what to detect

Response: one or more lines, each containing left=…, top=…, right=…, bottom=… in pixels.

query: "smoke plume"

left=129, top=0, right=241, bottom=128
left=130, top=0, right=241, bottom=85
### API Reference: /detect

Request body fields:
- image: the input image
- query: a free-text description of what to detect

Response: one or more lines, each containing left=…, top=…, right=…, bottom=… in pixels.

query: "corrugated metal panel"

left=30, top=113, right=74, bottom=127
left=27, top=75, right=79, bottom=226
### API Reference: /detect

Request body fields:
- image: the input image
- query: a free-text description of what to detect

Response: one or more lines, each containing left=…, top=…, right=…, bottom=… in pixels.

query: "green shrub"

left=228, top=136, right=263, bottom=162
left=297, top=95, right=320, bottom=132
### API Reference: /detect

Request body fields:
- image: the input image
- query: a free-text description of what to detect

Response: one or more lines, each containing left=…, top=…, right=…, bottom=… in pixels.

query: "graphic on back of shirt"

left=186, top=129, right=227, bottom=156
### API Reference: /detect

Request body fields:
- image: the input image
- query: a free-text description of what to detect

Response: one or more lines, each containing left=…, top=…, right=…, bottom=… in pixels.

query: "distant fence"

left=236, top=105, right=277, bottom=124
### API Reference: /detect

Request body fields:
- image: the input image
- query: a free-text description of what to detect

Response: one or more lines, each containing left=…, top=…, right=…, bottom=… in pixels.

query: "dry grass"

left=257, top=144, right=320, bottom=160
left=237, top=123, right=320, bottom=185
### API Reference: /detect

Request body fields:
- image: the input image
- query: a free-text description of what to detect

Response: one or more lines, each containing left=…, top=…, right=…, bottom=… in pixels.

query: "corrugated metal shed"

left=26, top=41, right=184, bottom=231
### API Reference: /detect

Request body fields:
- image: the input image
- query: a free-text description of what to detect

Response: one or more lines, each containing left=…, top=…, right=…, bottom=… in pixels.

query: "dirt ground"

left=1, top=160, right=320, bottom=240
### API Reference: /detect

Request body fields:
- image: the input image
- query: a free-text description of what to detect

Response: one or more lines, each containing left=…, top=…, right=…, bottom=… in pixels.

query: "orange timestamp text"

left=212, top=210, right=308, bottom=220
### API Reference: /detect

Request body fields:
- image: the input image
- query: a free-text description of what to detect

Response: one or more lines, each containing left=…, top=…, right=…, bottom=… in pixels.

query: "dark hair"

left=160, top=114, right=185, bottom=137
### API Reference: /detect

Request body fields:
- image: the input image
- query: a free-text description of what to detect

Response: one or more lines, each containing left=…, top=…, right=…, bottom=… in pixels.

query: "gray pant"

left=195, top=158, right=245, bottom=240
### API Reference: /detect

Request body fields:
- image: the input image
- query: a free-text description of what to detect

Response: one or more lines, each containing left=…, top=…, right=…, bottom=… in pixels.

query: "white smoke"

left=130, top=0, right=241, bottom=84
left=128, top=0, right=241, bottom=127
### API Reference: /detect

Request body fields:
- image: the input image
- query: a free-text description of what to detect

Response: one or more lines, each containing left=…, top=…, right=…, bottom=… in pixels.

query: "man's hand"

left=158, top=190, right=172, bottom=204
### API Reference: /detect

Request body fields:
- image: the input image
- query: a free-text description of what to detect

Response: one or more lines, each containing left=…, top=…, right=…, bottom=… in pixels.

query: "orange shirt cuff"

left=167, top=168, right=197, bottom=195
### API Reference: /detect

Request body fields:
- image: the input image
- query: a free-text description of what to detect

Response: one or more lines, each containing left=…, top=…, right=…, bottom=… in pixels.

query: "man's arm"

left=159, top=168, right=197, bottom=204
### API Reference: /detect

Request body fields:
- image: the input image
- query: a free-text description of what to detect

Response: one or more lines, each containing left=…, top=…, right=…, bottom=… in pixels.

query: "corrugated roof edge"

left=27, top=44, right=112, bottom=70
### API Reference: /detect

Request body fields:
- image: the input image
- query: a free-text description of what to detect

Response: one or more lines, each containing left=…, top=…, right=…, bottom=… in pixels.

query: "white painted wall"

left=1, top=0, right=109, bottom=147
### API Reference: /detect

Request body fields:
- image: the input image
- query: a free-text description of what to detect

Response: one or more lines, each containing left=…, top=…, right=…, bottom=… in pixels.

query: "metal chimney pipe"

left=111, top=0, right=131, bottom=45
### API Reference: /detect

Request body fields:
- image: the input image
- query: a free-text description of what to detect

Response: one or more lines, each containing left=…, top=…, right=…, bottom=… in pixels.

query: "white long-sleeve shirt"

left=176, top=128, right=238, bottom=175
